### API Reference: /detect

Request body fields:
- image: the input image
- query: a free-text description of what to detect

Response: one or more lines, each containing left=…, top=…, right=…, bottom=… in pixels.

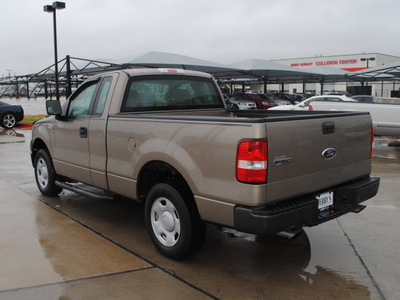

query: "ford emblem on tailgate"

left=322, top=148, right=337, bottom=160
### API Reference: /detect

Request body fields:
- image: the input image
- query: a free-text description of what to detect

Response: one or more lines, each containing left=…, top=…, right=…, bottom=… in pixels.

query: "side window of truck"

left=68, top=80, right=99, bottom=119
left=93, top=77, right=112, bottom=116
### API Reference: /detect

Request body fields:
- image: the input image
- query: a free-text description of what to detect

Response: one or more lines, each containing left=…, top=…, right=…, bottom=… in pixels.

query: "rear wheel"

left=145, top=183, right=206, bottom=259
left=1, top=113, right=16, bottom=129
left=34, top=149, right=62, bottom=196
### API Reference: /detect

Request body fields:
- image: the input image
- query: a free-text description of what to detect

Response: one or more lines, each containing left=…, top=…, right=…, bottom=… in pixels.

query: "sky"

left=1, top=0, right=400, bottom=76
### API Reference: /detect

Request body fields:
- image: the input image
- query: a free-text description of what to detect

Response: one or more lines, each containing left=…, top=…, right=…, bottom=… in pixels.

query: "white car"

left=268, top=95, right=356, bottom=111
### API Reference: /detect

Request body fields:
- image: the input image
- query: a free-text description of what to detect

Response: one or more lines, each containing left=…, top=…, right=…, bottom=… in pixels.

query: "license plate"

left=317, top=191, right=334, bottom=211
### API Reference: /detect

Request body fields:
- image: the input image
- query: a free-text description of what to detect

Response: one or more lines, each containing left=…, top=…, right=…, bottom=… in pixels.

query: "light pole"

left=44, top=1, right=65, bottom=101
left=360, top=57, right=375, bottom=95
left=360, top=57, right=376, bottom=69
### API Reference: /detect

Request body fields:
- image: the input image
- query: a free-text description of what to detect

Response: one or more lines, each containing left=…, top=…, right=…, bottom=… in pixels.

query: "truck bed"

left=108, top=108, right=373, bottom=208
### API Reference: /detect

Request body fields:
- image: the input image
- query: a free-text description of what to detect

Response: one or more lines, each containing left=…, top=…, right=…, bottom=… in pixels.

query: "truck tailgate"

left=265, top=112, right=373, bottom=203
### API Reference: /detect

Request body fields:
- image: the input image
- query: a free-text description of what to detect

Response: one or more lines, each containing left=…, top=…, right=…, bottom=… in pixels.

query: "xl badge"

left=322, top=148, right=337, bottom=160
left=274, top=155, right=292, bottom=165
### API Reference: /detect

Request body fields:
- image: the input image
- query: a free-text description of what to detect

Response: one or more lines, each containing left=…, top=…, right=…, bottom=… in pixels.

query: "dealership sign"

left=290, top=58, right=366, bottom=71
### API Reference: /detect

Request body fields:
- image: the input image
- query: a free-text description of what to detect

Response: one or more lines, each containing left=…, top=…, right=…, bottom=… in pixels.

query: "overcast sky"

left=1, top=0, right=400, bottom=76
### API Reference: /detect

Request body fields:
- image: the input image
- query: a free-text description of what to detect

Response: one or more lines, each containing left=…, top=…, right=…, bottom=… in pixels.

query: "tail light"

left=236, top=139, right=268, bottom=184
left=309, top=105, right=313, bottom=111
left=370, top=126, right=374, bottom=159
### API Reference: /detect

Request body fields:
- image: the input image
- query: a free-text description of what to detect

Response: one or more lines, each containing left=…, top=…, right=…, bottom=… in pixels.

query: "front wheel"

left=34, top=149, right=62, bottom=196
left=145, top=183, right=205, bottom=259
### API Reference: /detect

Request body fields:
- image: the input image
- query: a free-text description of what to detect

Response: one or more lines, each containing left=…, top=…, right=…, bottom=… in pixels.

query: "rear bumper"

left=234, top=176, right=380, bottom=235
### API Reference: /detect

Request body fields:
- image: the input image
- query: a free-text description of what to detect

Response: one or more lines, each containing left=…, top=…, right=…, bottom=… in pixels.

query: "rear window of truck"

left=121, top=75, right=223, bottom=112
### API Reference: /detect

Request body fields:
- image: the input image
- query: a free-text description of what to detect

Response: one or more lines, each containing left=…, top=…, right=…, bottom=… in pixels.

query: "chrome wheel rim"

left=36, top=157, right=49, bottom=190
left=150, top=197, right=181, bottom=247
left=4, top=114, right=16, bottom=128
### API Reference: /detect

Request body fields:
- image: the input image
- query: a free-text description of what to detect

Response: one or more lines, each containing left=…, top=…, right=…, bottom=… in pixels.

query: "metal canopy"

left=103, top=51, right=244, bottom=77
left=228, top=59, right=316, bottom=82
left=3, top=51, right=396, bottom=99
left=346, top=61, right=400, bottom=81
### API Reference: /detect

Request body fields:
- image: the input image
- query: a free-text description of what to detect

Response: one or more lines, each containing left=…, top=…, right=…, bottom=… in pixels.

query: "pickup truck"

left=30, top=68, right=380, bottom=259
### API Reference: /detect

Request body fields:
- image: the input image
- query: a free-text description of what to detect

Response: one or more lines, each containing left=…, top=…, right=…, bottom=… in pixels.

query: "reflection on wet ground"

left=36, top=192, right=374, bottom=299
left=0, top=129, right=24, bottom=137
left=374, top=138, right=400, bottom=160
left=0, top=129, right=398, bottom=299
left=0, top=129, right=25, bottom=144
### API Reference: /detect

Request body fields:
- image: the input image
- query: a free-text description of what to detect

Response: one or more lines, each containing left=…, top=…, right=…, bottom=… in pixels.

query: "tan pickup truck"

left=31, top=69, right=379, bottom=259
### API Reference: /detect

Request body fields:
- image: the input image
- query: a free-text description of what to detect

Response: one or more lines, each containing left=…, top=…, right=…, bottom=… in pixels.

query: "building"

left=271, top=53, right=400, bottom=96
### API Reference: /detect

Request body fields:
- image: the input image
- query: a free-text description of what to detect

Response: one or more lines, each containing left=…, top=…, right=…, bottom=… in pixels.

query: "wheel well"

left=31, top=138, right=49, bottom=165
left=137, top=161, right=192, bottom=202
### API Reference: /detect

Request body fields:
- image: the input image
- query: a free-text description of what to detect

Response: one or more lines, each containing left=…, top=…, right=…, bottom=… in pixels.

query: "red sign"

left=291, top=59, right=358, bottom=68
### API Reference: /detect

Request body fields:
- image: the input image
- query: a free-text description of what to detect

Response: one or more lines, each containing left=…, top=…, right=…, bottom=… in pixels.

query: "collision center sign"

left=291, top=59, right=357, bottom=67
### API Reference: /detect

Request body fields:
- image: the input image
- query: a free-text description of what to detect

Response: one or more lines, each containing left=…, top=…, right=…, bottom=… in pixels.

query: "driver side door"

left=52, top=78, right=100, bottom=185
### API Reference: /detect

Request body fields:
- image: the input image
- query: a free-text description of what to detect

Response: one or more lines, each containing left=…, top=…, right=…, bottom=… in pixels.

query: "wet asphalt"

left=0, top=127, right=398, bottom=300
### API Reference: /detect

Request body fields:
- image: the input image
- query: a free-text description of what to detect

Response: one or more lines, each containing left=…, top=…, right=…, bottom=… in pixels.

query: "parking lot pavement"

left=0, top=179, right=212, bottom=299
left=338, top=139, right=400, bottom=299
left=0, top=129, right=398, bottom=299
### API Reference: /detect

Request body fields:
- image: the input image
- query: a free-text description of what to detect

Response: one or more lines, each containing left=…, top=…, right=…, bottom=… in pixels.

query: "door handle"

left=79, top=127, right=88, bottom=138
left=322, top=122, right=335, bottom=134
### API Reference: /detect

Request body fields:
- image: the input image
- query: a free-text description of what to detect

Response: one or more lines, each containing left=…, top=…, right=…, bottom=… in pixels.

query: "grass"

left=21, top=115, right=47, bottom=125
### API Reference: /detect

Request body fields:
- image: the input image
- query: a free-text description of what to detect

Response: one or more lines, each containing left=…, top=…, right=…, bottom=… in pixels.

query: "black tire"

left=145, top=183, right=206, bottom=259
left=34, top=149, right=62, bottom=197
left=1, top=112, right=16, bottom=129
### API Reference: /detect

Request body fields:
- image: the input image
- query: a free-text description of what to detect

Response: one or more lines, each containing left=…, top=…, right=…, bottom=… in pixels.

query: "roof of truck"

left=119, top=68, right=214, bottom=78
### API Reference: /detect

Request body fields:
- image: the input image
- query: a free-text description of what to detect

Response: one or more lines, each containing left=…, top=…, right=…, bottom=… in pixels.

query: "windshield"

left=121, top=75, right=223, bottom=112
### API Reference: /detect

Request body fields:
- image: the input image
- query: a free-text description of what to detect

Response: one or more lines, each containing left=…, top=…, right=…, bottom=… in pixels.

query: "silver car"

left=224, top=94, right=257, bottom=110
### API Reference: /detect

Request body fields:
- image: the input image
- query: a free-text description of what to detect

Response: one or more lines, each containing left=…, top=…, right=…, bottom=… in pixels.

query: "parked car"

left=326, top=91, right=352, bottom=97
left=224, top=94, right=257, bottom=110
left=270, top=92, right=299, bottom=104
left=0, top=101, right=24, bottom=129
left=289, top=94, right=307, bottom=102
left=310, top=100, right=400, bottom=137
left=294, top=93, right=312, bottom=99
left=269, top=95, right=356, bottom=111
left=238, top=93, right=276, bottom=109
left=352, top=95, right=375, bottom=103
left=260, top=94, right=291, bottom=106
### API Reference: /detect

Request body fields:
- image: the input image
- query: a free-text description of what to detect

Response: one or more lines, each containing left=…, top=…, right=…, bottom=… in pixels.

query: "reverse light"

left=236, top=139, right=268, bottom=184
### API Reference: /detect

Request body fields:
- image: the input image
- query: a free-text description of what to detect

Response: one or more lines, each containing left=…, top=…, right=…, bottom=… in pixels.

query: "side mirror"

left=46, top=100, right=62, bottom=115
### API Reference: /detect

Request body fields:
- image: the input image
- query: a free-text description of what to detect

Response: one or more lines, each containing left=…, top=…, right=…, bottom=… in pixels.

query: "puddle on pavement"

left=0, top=129, right=24, bottom=137
left=374, top=138, right=400, bottom=160
left=0, top=129, right=25, bottom=144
